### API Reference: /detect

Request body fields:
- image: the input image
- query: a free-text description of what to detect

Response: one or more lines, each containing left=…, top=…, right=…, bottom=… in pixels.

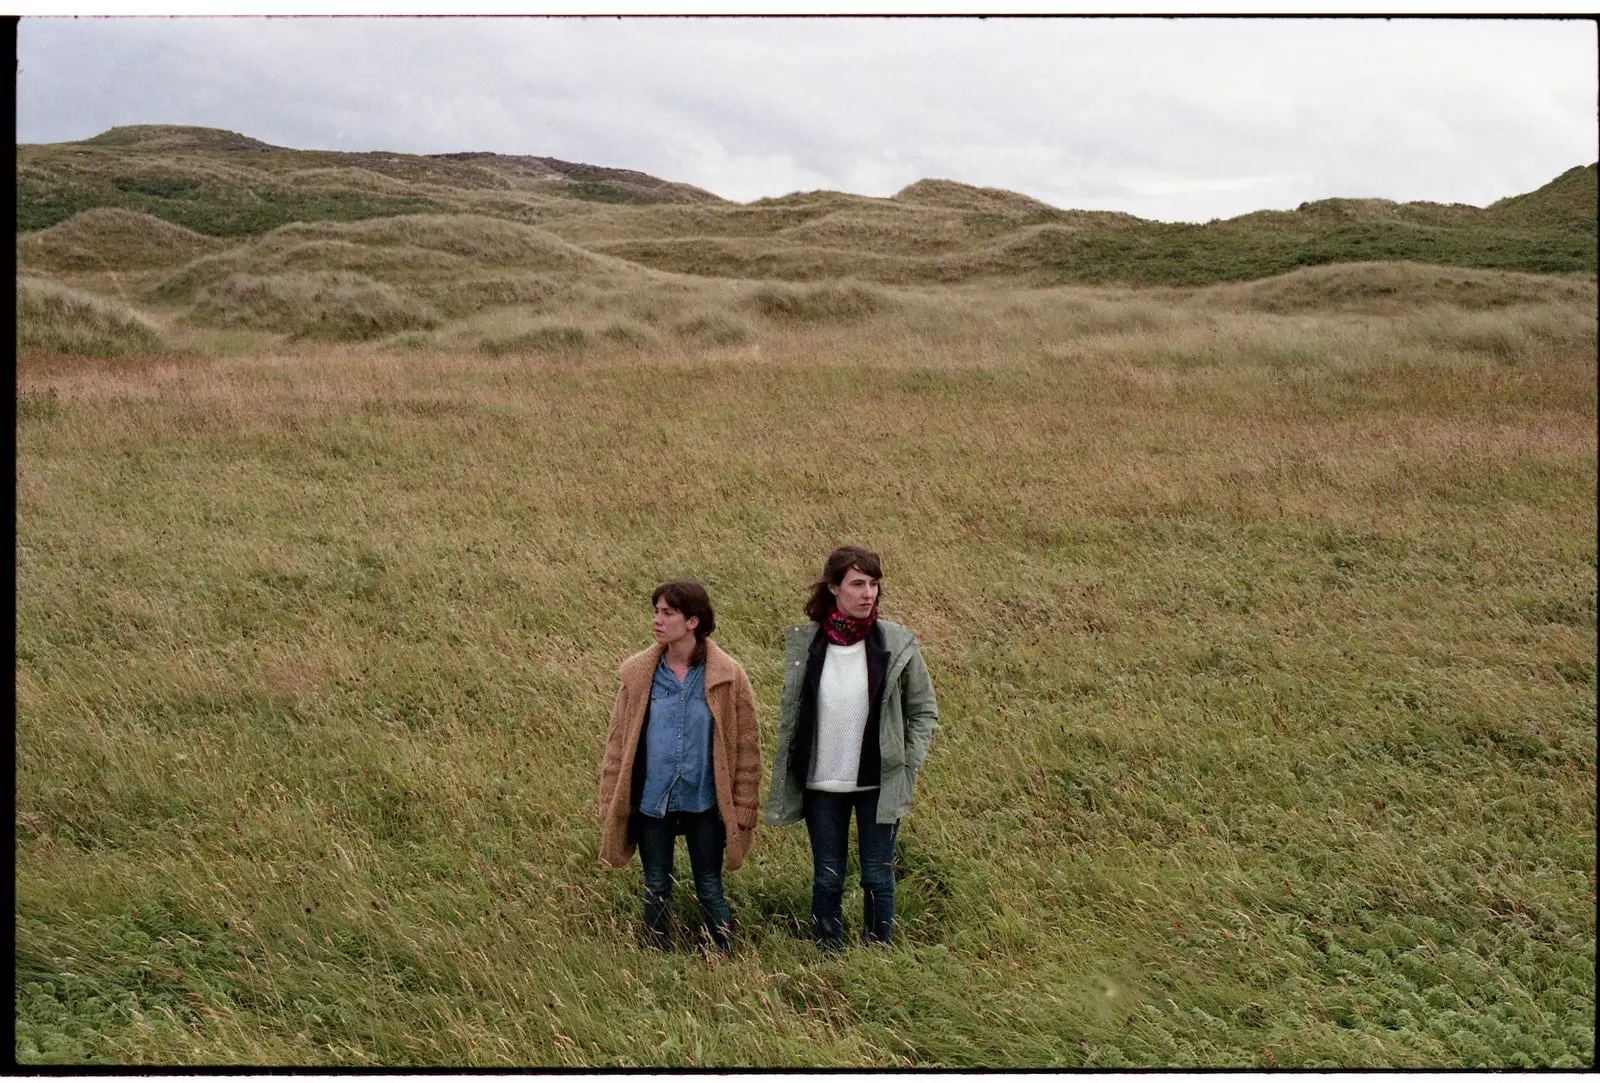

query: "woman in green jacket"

left=764, top=545, right=939, bottom=949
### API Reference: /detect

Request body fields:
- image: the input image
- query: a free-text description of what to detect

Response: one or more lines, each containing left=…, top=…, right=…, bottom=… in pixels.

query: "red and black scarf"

left=822, top=603, right=878, bottom=646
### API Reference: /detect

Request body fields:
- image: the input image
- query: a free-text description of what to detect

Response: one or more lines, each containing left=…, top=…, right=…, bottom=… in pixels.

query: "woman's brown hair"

left=653, top=579, right=715, bottom=665
left=803, top=545, right=884, bottom=623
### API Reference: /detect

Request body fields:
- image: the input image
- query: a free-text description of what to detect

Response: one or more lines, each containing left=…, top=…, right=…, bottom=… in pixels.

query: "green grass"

left=14, top=287, right=1596, bottom=1066
left=1009, top=217, right=1598, bottom=286
left=560, top=180, right=663, bottom=206
left=17, top=172, right=443, bottom=236
left=1490, top=164, right=1599, bottom=228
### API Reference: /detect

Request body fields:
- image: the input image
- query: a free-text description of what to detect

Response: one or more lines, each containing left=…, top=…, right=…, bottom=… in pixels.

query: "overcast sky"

left=15, top=15, right=1598, bottom=223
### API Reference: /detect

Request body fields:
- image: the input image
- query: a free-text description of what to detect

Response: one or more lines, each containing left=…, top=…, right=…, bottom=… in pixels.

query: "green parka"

left=764, top=618, right=939, bottom=827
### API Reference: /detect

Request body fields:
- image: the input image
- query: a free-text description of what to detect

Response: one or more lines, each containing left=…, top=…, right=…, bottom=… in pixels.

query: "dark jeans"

left=803, top=787, right=900, bottom=949
left=632, top=808, right=732, bottom=953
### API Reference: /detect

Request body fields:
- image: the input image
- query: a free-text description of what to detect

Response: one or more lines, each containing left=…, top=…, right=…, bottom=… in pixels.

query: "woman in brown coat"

left=597, top=579, right=762, bottom=953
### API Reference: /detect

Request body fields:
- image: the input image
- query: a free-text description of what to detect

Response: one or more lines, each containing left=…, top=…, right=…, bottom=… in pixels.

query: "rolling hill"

left=14, top=124, right=1598, bottom=347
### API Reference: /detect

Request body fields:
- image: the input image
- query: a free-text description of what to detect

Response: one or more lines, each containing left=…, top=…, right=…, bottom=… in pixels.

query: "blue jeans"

left=803, top=788, right=899, bottom=949
left=632, top=808, right=732, bottom=952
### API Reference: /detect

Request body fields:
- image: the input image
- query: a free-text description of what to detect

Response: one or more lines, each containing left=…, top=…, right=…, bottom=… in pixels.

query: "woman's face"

left=653, top=599, right=698, bottom=648
left=829, top=566, right=879, bottom=620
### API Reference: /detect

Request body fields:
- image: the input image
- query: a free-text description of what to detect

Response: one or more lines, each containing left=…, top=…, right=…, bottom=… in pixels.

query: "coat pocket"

left=878, top=687, right=907, bottom=768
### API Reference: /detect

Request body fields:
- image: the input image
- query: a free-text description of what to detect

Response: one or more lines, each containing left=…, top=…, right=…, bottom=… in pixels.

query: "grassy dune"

left=16, top=276, right=168, bottom=358
left=17, top=208, right=228, bottom=273
left=18, top=127, right=1598, bottom=291
left=14, top=272, right=1596, bottom=1067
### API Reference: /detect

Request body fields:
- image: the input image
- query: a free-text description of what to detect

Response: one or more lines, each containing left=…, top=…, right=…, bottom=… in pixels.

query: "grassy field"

left=14, top=269, right=1596, bottom=1066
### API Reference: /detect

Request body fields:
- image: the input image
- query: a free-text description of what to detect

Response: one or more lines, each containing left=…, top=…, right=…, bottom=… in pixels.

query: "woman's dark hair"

left=804, top=545, right=884, bottom=622
left=652, top=579, right=715, bottom=658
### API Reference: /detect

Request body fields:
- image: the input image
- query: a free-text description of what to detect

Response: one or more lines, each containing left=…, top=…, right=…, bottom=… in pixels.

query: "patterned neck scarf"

left=823, top=603, right=878, bottom=646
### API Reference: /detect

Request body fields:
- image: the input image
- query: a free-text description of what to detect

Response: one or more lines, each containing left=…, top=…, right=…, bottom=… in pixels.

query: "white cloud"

left=16, top=15, right=1598, bottom=222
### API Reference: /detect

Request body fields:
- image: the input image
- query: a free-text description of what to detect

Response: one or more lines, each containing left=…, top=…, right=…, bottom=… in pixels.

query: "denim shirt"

left=637, top=655, right=716, bottom=817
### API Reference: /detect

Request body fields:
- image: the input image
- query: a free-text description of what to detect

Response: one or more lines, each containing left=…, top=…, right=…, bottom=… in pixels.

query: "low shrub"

left=562, top=180, right=660, bottom=205
left=480, top=324, right=590, bottom=356
left=672, top=310, right=754, bottom=345
left=598, top=321, right=659, bottom=349
left=112, top=176, right=201, bottom=199
left=745, top=280, right=889, bottom=323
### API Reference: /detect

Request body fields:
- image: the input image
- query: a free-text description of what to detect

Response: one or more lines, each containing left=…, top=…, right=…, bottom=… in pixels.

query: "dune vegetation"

left=18, top=125, right=1597, bottom=297
left=16, top=275, right=168, bottom=358
left=13, top=127, right=1598, bottom=1068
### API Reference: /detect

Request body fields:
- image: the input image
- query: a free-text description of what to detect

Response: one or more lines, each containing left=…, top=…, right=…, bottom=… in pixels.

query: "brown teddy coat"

left=597, top=639, right=762, bottom=871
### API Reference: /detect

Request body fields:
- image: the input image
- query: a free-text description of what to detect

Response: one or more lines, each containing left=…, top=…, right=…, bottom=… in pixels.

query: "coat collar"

left=792, top=617, right=913, bottom=655
left=618, top=639, right=735, bottom=692
left=703, top=640, right=736, bottom=689
left=804, top=619, right=891, bottom=656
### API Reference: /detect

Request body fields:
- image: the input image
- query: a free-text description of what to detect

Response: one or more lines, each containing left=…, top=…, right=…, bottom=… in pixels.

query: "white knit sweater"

left=808, top=640, right=876, bottom=792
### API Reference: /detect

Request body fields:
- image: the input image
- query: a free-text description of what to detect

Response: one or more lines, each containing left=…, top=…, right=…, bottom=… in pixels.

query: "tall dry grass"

left=15, top=280, right=1595, bottom=1067
left=16, top=276, right=167, bottom=357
